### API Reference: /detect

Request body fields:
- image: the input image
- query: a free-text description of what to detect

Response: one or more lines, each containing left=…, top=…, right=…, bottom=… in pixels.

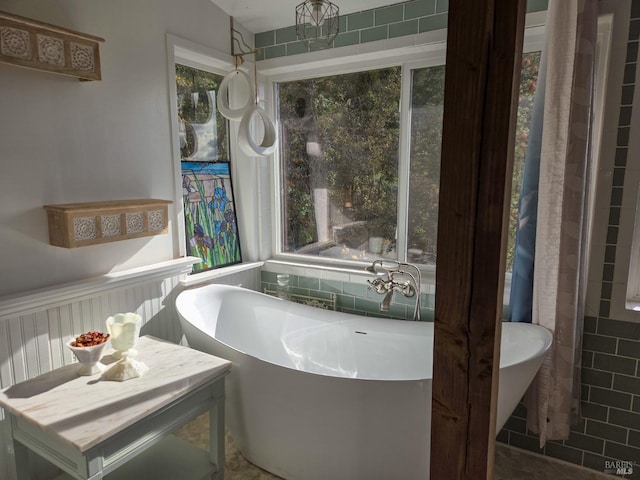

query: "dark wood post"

left=430, top=0, right=526, bottom=479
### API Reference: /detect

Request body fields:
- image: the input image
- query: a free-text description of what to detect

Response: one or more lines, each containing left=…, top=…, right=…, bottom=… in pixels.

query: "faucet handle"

left=367, top=277, right=388, bottom=293
left=401, top=283, right=416, bottom=297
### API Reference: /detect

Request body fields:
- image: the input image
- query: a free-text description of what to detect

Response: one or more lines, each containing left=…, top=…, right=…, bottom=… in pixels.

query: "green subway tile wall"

left=498, top=2, right=640, bottom=475
left=261, top=271, right=435, bottom=321
left=254, top=0, right=548, bottom=60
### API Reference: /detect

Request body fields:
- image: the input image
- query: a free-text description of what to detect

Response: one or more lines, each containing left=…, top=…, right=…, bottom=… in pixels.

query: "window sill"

left=179, top=261, right=264, bottom=287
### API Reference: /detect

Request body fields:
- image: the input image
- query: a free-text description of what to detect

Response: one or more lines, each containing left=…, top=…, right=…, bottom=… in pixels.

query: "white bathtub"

left=176, top=284, right=552, bottom=480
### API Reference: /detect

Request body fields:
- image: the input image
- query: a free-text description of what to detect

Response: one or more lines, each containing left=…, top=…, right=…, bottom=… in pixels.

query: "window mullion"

left=396, top=62, right=413, bottom=264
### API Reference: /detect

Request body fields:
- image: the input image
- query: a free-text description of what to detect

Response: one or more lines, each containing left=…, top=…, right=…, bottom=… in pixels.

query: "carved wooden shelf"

left=0, top=10, right=104, bottom=81
left=43, top=199, right=172, bottom=248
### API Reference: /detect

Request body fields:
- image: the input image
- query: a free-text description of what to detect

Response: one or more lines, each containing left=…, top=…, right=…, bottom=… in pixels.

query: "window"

left=176, top=64, right=229, bottom=162
left=275, top=53, right=540, bottom=270
left=174, top=62, right=242, bottom=273
left=278, top=68, right=401, bottom=261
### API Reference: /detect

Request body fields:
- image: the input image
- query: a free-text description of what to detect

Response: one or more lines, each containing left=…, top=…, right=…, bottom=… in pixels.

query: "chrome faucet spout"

left=380, top=290, right=393, bottom=311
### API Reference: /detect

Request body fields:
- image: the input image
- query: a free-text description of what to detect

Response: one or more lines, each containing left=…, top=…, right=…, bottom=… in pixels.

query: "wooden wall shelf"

left=0, top=10, right=104, bottom=81
left=43, top=199, right=172, bottom=248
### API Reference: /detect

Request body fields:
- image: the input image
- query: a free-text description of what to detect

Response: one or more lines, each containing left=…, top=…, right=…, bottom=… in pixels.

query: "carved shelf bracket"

left=0, top=10, right=104, bottom=81
left=43, top=199, right=172, bottom=248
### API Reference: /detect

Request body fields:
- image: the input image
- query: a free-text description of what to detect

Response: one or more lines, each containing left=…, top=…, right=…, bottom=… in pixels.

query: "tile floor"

left=175, top=414, right=616, bottom=480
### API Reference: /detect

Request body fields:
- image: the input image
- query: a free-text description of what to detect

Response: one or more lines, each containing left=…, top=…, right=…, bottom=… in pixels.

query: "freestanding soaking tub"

left=176, top=284, right=552, bottom=480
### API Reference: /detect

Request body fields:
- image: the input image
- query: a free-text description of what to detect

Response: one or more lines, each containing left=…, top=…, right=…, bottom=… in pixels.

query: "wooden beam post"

left=430, top=0, right=526, bottom=479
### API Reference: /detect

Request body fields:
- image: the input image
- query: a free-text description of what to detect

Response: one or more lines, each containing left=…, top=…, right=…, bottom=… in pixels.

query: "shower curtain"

left=511, top=0, right=597, bottom=445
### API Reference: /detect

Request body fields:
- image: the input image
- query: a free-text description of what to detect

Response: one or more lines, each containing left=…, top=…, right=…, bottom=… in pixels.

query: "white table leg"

left=209, top=380, right=225, bottom=480
left=12, top=439, right=31, bottom=480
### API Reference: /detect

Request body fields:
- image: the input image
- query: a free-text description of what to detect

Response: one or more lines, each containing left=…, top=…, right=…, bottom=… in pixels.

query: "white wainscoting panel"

left=0, top=258, right=262, bottom=480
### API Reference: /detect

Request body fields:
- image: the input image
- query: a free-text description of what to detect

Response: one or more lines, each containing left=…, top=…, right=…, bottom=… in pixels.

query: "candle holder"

left=104, top=313, right=148, bottom=381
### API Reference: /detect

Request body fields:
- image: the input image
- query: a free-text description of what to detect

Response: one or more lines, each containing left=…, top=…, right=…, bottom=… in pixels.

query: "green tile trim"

left=298, top=276, right=320, bottom=290
left=405, top=0, right=436, bottom=20
left=287, top=41, right=309, bottom=56
left=390, top=19, right=419, bottom=38
left=361, top=25, right=388, bottom=43
left=255, top=31, right=275, bottom=48
left=343, top=282, right=368, bottom=297
left=256, top=0, right=554, bottom=60
left=581, top=368, right=613, bottom=388
left=582, top=402, right=608, bottom=422
left=617, top=339, right=640, bottom=358
left=338, top=15, right=347, bottom=33
left=419, top=13, right=448, bottom=33
left=355, top=297, right=385, bottom=314
left=261, top=271, right=278, bottom=283
left=613, top=373, right=640, bottom=394
left=544, top=442, right=583, bottom=466
left=604, top=441, right=640, bottom=464
left=309, top=40, right=335, bottom=51
left=609, top=408, right=640, bottom=430
left=276, top=26, right=298, bottom=44
left=265, top=44, right=287, bottom=59
left=333, top=30, right=360, bottom=48
left=526, top=0, right=549, bottom=13
left=319, top=279, right=342, bottom=293
left=336, top=294, right=355, bottom=310
left=592, top=353, right=636, bottom=375
left=436, top=0, right=448, bottom=14
left=375, top=4, right=404, bottom=26
left=583, top=333, right=617, bottom=354
left=347, top=11, right=374, bottom=31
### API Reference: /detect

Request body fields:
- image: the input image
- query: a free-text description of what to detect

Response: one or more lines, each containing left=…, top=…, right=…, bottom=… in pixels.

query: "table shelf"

left=53, top=435, right=216, bottom=480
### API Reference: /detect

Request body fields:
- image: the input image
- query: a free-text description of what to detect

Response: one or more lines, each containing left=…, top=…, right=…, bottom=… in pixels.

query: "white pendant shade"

left=238, top=105, right=278, bottom=157
left=217, top=69, right=253, bottom=120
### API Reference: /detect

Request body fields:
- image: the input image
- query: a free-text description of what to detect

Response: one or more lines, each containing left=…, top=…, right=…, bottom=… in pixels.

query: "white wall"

left=0, top=0, right=233, bottom=297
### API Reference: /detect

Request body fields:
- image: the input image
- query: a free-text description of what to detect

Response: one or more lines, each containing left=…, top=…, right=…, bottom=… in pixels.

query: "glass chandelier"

left=295, top=0, right=340, bottom=49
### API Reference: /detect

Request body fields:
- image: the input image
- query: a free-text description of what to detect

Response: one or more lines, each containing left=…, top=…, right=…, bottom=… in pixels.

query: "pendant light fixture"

left=221, top=20, right=278, bottom=157
left=295, top=0, right=340, bottom=49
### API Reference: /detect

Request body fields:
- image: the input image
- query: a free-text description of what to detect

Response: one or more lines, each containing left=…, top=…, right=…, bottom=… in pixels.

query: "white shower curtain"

left=525, top=0, right=597, bottom=445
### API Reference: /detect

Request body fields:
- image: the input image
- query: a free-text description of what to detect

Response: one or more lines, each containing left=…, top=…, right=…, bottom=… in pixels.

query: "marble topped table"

left=0, top=335, right=232, bottom=480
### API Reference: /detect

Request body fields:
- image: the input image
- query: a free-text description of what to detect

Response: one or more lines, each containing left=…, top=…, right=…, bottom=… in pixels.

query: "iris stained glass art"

left=182, top=161, right=242, bottom=272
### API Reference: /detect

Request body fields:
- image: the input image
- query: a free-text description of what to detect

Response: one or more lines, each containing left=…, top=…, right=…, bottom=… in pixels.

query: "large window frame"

left=267, top=23, right=546, bottom=277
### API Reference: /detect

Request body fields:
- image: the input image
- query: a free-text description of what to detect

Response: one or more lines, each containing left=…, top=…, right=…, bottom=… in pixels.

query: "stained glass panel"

left=182, top=161, right=242, bottom=272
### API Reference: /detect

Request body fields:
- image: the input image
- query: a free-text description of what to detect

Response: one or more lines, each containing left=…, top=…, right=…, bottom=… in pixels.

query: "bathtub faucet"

left=368, top=273, right=414, bottom=310
left=365, top=260, right=422, bottom=320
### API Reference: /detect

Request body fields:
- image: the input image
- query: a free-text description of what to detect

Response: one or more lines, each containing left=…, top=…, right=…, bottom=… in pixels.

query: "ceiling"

left=210, top=0, right=404, bottom=33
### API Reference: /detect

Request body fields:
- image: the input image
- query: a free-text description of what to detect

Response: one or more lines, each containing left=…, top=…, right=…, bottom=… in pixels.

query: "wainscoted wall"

left=0, top=260, right=261, bottom=480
